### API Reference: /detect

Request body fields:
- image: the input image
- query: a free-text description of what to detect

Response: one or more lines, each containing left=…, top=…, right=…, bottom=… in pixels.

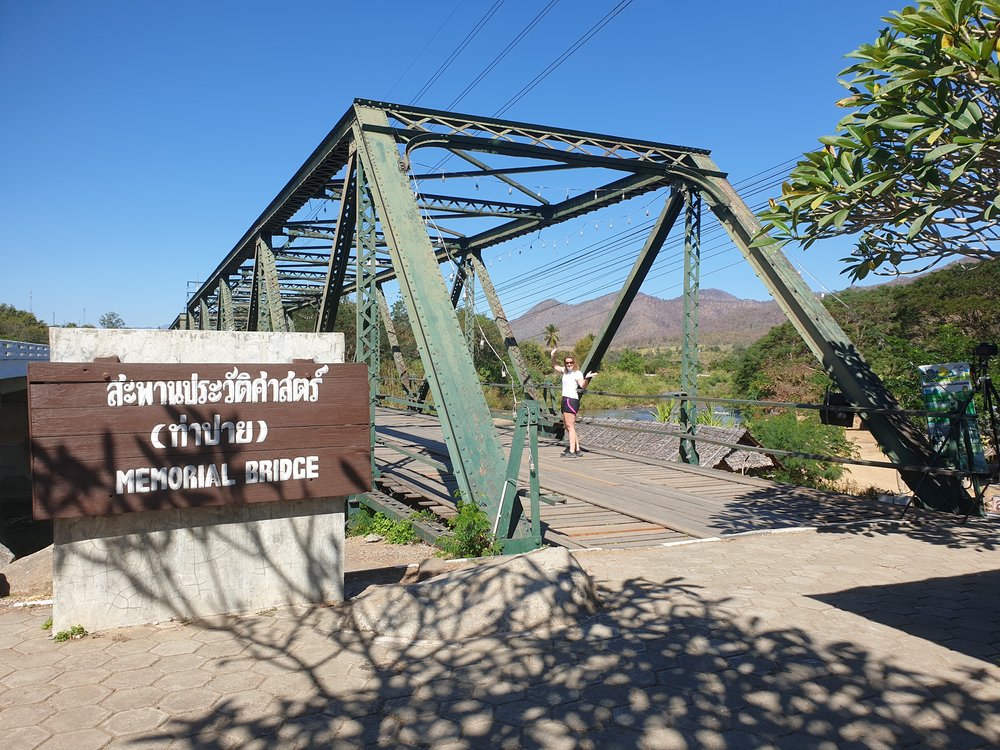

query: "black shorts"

left=561, top=397, right=580, bottom=414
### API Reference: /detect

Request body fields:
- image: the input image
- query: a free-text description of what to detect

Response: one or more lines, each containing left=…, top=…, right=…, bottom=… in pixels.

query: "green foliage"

left=41, top=617, right=52, bottom=630
left=518, top=340, right=551, bottom=382
left=0, top=303, right=48, bottom=343
left=734, top=259, right=1000, bottom=412
left=99, top=311, right=125, bottom=329
left=579, top=368, right=675, bottom=411
left=616, top=348, right=646, bottom=375
left=698, top=408, right=727, bottom=427
left=651, top=399, right=677, bottom=422
left=335, top=299, right=357, bottom=362
left=53, top=624, right=87, bottom=642
left=748, top=411, right=857, bottom=490
left=757, top=0, right=1000, bottom=279
left=544, top=324, right=560, bottom=349
left=436, top=500, right=503, bottom=559
left=573, top=333, right=595, bottom=366
left=289, top=306, right=318, bottom=332
left=347, top=506, right=419, bottom=545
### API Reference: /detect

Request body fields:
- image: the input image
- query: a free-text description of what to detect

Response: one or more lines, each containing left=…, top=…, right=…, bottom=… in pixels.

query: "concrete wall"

left=49, top=329, right=348, bottom=632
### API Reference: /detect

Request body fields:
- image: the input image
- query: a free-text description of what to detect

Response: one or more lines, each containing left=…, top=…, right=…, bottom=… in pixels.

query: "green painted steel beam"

left=459, top=173, right=669, bottom=256
left=256, top=237, right=287, bottom=333
left=463, top=257, right=476, bottom=355
left=469, top=253, right=538, bottom=401
left=246, top=249, right=261, bottom=332
left=355, top=162, right=381, bottom=481
left=376, top=284, right=412, bottom=396
left=688, top=153, right=973, bottom=514
left=199, top=299, right=211, bottom=331
left=352, top=104, right=534, bottom=543
left=218, top=281, right=234, bottom=330
left=679, top=190, right=701, bottom=466
left=317, top=154, right=357, bottom=332
left=582, top=188, right=683, bottom=376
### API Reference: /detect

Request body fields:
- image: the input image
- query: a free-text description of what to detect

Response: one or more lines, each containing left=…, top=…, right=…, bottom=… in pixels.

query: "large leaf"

left=876, top=113, right=930, bottom=129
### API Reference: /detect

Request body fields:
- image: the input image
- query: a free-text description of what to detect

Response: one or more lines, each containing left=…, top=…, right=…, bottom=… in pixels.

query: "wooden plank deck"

left=373, top=408, right=897, bottom=549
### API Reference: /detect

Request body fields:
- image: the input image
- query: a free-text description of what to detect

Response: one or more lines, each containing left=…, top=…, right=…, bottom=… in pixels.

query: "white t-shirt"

left=562, top=369, right=583, bottom=399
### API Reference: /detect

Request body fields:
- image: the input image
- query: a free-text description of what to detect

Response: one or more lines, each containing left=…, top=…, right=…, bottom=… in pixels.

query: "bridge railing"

left=376, top=375, right=995, bottom=513
left=0, top=339, right=50, bottom=380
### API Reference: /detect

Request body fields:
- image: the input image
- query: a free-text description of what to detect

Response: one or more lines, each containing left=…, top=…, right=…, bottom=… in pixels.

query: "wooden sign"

left=28, top=362, right=372, bottom=520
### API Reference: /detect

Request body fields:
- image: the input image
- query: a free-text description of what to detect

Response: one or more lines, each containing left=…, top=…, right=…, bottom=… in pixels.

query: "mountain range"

left=510, top=289, right=789, bottom=349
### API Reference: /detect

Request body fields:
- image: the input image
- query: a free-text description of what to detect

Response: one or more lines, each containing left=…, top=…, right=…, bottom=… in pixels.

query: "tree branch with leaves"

left=757, top=0, right=1000, bottom=280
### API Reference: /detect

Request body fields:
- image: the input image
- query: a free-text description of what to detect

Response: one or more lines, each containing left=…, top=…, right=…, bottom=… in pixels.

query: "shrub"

left=748, top=410, right=857, bottom=491
left=436, top=500, right=503, bottom=559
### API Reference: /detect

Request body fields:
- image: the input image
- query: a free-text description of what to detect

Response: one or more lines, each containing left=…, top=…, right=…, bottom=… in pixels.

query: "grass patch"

left=53, top=624, right=87, bottom=642
left=348, top=505, right=420, bottom=544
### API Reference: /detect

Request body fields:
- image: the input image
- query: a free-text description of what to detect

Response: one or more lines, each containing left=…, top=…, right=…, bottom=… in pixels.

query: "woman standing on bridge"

left=552, top=349, right=597, bottom=457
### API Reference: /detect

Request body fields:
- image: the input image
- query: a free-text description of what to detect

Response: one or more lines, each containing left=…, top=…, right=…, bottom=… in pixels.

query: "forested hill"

left=733, top=259, right=1000, bottom=409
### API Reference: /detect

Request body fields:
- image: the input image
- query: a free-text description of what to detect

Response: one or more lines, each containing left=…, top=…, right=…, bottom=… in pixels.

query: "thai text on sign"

left=28, top=362, right=371, bottom=520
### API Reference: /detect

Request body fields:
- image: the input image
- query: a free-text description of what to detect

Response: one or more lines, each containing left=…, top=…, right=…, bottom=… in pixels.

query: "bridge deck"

left=374, top=408, right=897, bottom=549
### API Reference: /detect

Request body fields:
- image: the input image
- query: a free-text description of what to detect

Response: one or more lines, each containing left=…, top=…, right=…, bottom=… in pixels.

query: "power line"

left=385, top=1, right=467, bottom=100
left=409, top=0, right=506, bottom=104
left=493, top=0, right=635, bottom=117
left=448, top=0, right=561, bottom=110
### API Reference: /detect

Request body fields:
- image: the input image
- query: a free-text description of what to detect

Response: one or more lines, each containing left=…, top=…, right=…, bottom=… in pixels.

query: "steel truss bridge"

left=174, top=99, right=977, bottom=552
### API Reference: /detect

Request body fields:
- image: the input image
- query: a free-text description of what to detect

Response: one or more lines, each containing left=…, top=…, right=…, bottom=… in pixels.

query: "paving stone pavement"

left=1, top=518, right=998, bottom=749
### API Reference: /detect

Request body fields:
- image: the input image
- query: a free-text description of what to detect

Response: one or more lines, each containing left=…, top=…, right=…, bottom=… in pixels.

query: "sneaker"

left=560, top=448, right=572, bottom=457
left=569, top=451, right=582, bottom=458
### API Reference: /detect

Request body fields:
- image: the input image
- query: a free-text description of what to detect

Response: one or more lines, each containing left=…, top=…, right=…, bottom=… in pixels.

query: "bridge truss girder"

left=178, top=99, right=974, bottom=528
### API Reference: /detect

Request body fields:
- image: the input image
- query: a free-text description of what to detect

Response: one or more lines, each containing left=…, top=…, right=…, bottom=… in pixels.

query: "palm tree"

left=544, top=324, right=560, bottom=349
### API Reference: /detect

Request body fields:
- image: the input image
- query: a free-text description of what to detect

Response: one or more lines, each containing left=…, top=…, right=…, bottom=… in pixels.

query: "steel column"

left=376, top=284, right=413, bottom=397
left=352, top=104, right=534, bottom=548
left=463, top=257, right=476, bottom=355
left=317, top=153, right=358, bottom=332
left=199, top=300, right=211, bottom=331
left=246, top=251, right=261, bottom=332
left=217, top=281, right=234, bottom=330
left=582, top=189, right=684, bottom=375
left=355, top=161, right=381, bottom=480
left=679, top=190, right=701, bottom=465
left=690, top=153, right=973, bottom=513
left=256, top=237, right=287, bottom=333
left=469, top=253, right=538, bottom=401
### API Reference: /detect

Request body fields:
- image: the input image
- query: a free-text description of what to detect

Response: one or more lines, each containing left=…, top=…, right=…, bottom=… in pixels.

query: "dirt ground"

left=838, top=426, right=905, bottom=496
left=839, top=426, right=1000, bottom=512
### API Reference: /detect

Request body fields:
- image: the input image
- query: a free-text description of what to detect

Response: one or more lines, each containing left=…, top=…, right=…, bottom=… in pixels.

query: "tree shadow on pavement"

left=136, top=567, right=999, bottom=749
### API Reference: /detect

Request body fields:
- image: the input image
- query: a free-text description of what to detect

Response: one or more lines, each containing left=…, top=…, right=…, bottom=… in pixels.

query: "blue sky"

left=1, top=0, right=908, bottom=329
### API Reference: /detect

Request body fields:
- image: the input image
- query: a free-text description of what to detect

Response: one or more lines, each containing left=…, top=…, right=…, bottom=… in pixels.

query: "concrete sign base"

left=47, top=329, right=348, bottom=632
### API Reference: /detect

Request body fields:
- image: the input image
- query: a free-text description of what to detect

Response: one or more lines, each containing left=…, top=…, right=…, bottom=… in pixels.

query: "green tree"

left=617, top=348, right=645, bottom=375
left=544, top=323, right=560, bottom=349
left=573, top=333, right=595, bottom=366
left=0, top=304, right=48, bottom=343
left=758, top=0, right=1000, bottom=280
left=518, top=340, right=552, bottom=381
left=749, top=411, right=856, bottom=490
left=99, top=311, right=125, bottom=329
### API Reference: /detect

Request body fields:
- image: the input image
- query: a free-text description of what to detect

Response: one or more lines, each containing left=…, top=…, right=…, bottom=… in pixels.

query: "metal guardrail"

left=0, top=339, right=50, bottom=379
left=1, top=340, right=50, bottom=360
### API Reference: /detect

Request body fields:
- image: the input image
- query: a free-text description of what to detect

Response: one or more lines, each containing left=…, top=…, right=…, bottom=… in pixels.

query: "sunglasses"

left=564, top=360, right=574, bottom=365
